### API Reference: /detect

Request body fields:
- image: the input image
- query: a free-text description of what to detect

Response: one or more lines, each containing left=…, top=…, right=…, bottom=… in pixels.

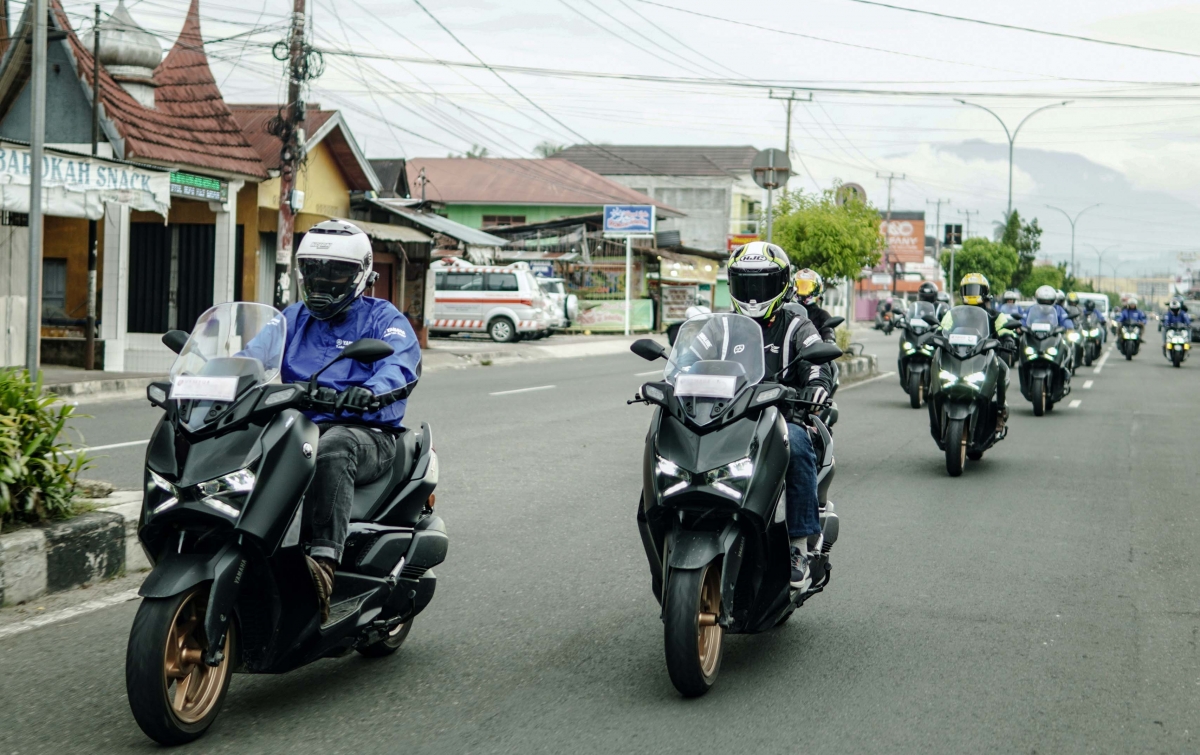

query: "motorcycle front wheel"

left=663, top=562, right=724, bottom=697
left=1172, top=351, right=1183, bottom=368
left=908, top=371, right=923, bottom=409
left=126, top=588, right=234, bottom=746
left=1031, top=377, right=1046, bottom=417
left=945, top=418, right=967, bottom=477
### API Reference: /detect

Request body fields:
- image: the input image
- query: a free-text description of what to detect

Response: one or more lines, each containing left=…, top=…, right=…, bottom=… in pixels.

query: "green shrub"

left=0, top=368, right=89, bottom=530
left=835, top=327, right=853, bottom=355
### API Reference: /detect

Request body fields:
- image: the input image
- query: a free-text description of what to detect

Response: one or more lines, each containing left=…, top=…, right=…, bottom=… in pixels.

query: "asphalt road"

left=4, top=333, right=1200, bottom=753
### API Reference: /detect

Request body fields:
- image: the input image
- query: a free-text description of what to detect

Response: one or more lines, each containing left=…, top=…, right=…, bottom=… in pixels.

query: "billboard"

left=603, top=204, right=655, bottom=234
left=880, top=216, right=926, bottom=264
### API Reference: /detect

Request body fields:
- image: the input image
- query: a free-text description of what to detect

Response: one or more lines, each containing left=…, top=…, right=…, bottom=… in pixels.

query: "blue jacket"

left=277, top=297, right=421, bottom=429
left=998, top=303, right=1024, bottom=318
left=1118, top=308, right=1147, bottom=325
left=1053, top=304, right=1075, bottom=330
left=1164, top=310, right=1191, bottom=327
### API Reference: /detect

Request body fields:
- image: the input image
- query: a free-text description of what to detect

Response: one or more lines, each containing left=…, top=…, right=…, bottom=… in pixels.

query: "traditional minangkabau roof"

left=230, top=104, right=379, bottom=192
left=10, top=0, right=269, bottom=180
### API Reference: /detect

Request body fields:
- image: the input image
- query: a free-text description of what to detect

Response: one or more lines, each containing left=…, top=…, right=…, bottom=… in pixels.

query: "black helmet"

left=917, top=281, right=938, bottom=303
left=1084, top=299, right=1096, bottom=311
left=728, top=241, right=792, bottom=320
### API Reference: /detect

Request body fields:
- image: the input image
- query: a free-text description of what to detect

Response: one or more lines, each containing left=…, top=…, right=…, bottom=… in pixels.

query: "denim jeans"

left=309, top=424, right=396, bottom=562
left=785, top=422, right=821, bottom=540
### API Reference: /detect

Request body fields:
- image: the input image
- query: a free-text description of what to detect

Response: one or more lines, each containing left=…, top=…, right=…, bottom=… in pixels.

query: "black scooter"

left=896, top=309, right=938, bottom=409
left=127, top=313, right=445, bottom=745
left=1120, top=323, right=1142, bottom=360
left=1019, top=322, right=1072, bottom=416
left=629, top=320, right=842, bottom=697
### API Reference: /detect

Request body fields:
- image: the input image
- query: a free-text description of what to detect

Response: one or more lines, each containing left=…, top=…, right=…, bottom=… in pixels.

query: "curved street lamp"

left=1085, top=244, right=1119, bottom=292
left=956, top=99, right=1071, bottom=219
left=1047, top=203, right=1101, bottom=279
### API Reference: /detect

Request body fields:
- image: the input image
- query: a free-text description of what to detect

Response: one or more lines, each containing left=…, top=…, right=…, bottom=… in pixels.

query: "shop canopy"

left=335, top=217, right=431, bottom=244
left=0, top=141, right=172, bottom=220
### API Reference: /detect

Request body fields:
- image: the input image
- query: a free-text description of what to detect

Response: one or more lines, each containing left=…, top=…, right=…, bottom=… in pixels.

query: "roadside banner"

left=0, top=142, right=171, bottom=219
left=603, top=205, right=655, bottom=235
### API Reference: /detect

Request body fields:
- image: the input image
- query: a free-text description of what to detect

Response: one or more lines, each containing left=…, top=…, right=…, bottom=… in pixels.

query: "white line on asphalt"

left=61, top=439, right=150, bottom=456
left=634, top=370, right=662, bottom=377
left=839, top=371, right=897, bottom=391
left=1069, top=399, right=1082, bottom=408
left=1083, top=380, right=1094, bottom=389
left=489, top=385, right=557, bottom=396
left=1093, top=347, right=1112, bottom=374
left=0, top=589, right=140, bottom=641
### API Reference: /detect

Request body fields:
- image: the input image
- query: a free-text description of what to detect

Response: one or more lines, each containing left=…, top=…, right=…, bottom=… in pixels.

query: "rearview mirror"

left=631, top=339, right=668, bottom=361
left=162, top=330, right=189, bottom=355
left=825, top=316, right=845, bottom=330
left=798, top=342, right=843, bottom=365
left=341, top=338, right=395, bottom=364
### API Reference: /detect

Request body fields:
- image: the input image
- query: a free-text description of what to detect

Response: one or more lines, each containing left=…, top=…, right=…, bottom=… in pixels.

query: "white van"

left=430, top=259, right=552, bottom=342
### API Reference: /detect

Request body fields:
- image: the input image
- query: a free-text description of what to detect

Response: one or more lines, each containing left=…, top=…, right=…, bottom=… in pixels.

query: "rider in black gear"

left=792, top=268, right=837, bottom=342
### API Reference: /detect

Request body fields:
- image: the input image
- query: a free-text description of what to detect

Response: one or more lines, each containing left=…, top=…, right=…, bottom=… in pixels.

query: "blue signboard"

left=529, top=262, right=555, bottom=278
left=603, top=204, right=655, bottom=235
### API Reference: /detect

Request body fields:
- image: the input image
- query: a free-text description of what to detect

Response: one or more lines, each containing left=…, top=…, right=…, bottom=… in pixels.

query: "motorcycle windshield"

left=907, top=301, right=937, bottom=324
left=943, top=306, right=989, bottom=354
left=1024, top=304, right=1059, bottom=336
left=664, top=312, right=765, bottom=392
left=168, top=302, right=286, bottom=431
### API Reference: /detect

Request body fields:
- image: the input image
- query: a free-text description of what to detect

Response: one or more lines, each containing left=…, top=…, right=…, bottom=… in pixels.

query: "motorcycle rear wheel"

left=908, top=372, right=923, bottom=409
left=945, top=418, right=966, bottom=477
left=1031, top=377, right=1046, bottom=417
left=1172, top=351, right=1183, bottom=368
left=126, top=588, right=234, bottom=746
left=663, top=563, right=724, bottom=697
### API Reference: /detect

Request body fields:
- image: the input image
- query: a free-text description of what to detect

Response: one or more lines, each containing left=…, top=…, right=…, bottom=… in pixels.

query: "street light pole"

left=956, top=99, right=1071, bottom=219
left=26, top=0, right=48, bottom=376
left=1085, top=244, right=1118, bottom=291
left=1047, top=203, right=1101, bottom=281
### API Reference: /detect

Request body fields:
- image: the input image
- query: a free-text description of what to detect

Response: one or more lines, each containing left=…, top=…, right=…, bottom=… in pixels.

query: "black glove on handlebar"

left=799, top=386, right=829, bottom=406
left=335, top=386, right=375, bottom=412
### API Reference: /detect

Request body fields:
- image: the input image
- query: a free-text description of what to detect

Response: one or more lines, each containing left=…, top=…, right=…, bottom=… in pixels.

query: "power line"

left=841, top=0, right=1200, bottom=61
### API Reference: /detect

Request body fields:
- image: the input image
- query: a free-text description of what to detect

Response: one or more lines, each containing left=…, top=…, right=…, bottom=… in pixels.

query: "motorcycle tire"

left=1084, top=350, right=1093, bottom=367
left=945, top=418, right=967, bottom=477
left=357, top=618, right=414, bottom=657
left=1125, top=350, right=1132, bottom=361
left=663, top=563, right=724, bottom=697
left=1031, top=377, right=1046, bottom=417
left=126, top=587, right=234, bottom=746
left=908, top=371, right=923, bottom=409
left=1173, top=351, right=1183, bottom=368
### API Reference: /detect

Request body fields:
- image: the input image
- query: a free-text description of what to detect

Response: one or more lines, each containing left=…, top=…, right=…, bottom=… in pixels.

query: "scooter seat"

left=349, top=429, right=418, bottom=522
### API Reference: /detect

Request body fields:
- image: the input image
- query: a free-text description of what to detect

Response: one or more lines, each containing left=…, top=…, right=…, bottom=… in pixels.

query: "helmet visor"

left=299, top=258, right=362, bottom=315
left=730, top=267, right=789, bottom=309
left=961, top=283, right=987, bottom=303
left=794, top=277, right=818, bottom=298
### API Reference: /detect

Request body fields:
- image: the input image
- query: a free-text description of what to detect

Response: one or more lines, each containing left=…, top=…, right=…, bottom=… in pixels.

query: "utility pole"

left=926, top=198, right=950, bottom=263
left=1046, top=203, right=1100, bottom=281
left=26, top=0, right=48, bottom=375
left=877, top=172, right=905, bottom=295
left=85, top=4, right=100, bottom=370
left=768, top=90, right=812, bottom=156
left=416, top=167, right=427, bottom=203
left=274, top=0, right=308, bottom=308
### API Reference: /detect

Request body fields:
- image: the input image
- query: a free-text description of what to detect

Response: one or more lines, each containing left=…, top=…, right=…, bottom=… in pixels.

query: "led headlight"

left=963, top=371, right=987, bottom=388
left=902, top=341, right=915, bottom=353
left=939, top=369, right=958, bottom=386
left=656, top=455, right=691, bottom=497
left=192, top=468, right=256, bottom=519
left=644, top=384, right=665, bottom=402
left=148, top=469, right=179, bottom=514
left=1024, top=346, right=1036, bottom=356
left=1045, top=347, right=1058, bottom=356
left=1089, top=329, right=1100, bottom=337
left=920, top=345, right=935, bottom=355
left=703, top=457, right=754, bottom=500
left=1066, top=332, right=1080, bottom=342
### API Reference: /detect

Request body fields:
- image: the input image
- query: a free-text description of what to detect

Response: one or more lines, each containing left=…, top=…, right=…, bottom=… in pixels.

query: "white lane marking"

left=839, top=371, right=897, bottom=391
left=61, top=439, right=150, bottom=456
left=634, top=370, right=662, bottom=377
left=1083, top=380, right=1094, bottom=389
left=489, top=384, right=557, bottom=396
left=1093, top=347, right=1112, bottom=374
left=0, top=589, right=141, bottom=641
left=1069, top=399, right=1082, bottom=409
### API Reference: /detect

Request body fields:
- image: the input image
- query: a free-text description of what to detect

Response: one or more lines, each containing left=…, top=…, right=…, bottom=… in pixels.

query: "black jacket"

left=801, top=302, right=837, bottom=342
left=759, top=303, right=834, bottom=395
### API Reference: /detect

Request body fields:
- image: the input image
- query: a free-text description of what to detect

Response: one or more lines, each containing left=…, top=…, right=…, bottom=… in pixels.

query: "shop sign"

left=603, top=204, right=654, bottom=234
left=880, top=217, right=925, bottom=264
left=727, top=233, right=759, bottom=250
left=0, top=143, right=171, bottom=218
left=170, top=172, right=228, bottom=202
left=662, top=284, right=700, bottom=323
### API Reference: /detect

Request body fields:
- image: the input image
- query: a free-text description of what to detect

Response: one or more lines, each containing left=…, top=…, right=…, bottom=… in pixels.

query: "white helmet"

left=295, top=220, right=374, bottom=320
left=1034, top=285, right=1056, bottom=305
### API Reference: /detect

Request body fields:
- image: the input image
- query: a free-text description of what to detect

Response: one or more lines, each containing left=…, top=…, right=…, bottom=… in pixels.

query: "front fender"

left=944, top=400, right=976, bottom=421
left=139, top=552, right=221, bottom=598
left=668, top=529, right=723, bottom=569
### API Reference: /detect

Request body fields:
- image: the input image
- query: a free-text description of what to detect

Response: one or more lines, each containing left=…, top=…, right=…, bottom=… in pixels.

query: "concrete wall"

left=605, top=175, right=732, bottom=252
left=0, top=223, right=29, bottom=366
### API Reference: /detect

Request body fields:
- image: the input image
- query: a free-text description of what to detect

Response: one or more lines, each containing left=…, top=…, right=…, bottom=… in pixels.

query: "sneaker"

left=790, top=547, right=813, bottom=590
left=306, top=555, right=336, bottom=624
left=995, top=406, right=1008, bottom=435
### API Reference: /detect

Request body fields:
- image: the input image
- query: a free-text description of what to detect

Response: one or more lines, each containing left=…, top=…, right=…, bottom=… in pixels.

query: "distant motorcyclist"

left=935, top=290, right=952, bottom=319
left=1118, top=298, right=1147, bottom=332
left=1162, top=299, right=1190, bottom=340
left=998, top=290, right=1023, bottom=318
left=940, top=273, right=1014, bottom=433
left=792, top=268, right=837, bottom=342
left=1064, top=292, right=1084, bottom=324
left=914, top=281, right=943, bottom=324
left=728, top=242, right=833, bottom=590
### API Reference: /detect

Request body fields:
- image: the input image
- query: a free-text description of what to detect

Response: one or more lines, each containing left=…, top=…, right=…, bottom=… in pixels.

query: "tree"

left=447, top=144, right=490, bottom=159
left=769, top=188, right=885, bottom=283
left=941, top=237, right=1019, bottom=294
left=534, top=141, right=564, bottom=158
left=1002, top=209, right=1043, bottom=290
left=1017, top=264, right=1063, bottom=298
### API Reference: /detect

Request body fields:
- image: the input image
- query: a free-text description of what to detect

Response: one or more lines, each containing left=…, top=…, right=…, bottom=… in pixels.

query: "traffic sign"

left=751, top=149, right=791, bottom=190
left=836, top=183, right=866, bottom=206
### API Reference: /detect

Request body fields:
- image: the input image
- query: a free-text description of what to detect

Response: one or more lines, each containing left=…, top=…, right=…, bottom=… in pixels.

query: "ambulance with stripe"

left=430, top=259, right=553, bottom=342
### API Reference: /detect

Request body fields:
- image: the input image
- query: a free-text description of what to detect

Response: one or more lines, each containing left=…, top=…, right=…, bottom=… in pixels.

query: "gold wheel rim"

left=696, top=565, right=723, bottom=677
left=162, top=590, right=230, bottom=725
left=959, top=431, right=967, bottom=467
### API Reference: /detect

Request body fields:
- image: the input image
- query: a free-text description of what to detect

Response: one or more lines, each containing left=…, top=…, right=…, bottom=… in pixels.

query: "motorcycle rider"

left=940, top=272, right=1014, bottom=433
left=1064, top=292, right=1084, bottom=325
left=792, top=268, right=837, bottom=342
left=1118, top=297, right=1147, bottom=336
left=728, top=242, right=833, bottom=590
left=1082, top=298, right=1105, bottom=327
left=279, top=220, right=421, bottom=622
left=1162, top=298, right=1191, bottom=341
left=998, top=290, right=1023, bottom=318
left=913, top=281, right=943, bottom=324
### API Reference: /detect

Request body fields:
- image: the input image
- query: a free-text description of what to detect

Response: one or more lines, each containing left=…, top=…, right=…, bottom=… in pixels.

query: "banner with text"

left=0, top=143, right=171, bottom=220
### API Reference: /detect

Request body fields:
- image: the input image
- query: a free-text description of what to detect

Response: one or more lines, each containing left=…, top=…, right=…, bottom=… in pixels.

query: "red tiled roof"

left=53, top=0, right=266, bottom=179
left=404, top=158, right=683, bottom=215
left=229, top=105, right=334, bottom=172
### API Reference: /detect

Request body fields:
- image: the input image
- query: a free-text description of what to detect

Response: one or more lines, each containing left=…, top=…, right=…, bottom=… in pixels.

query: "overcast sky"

left=45, top=0, right=1200, bottom=276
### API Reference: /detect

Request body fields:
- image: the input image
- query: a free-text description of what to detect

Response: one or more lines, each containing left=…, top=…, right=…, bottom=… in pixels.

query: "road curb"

left=0, top=494, right=146, bottom=607
left=44, top=375, right=163, bottom=404
left=838, top=354, right=878, bottom=385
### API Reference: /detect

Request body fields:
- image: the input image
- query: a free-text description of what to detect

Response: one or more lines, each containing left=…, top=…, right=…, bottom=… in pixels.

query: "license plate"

left=170, top=375, right=239, bottom=402
left=674, top=373, right=737, bottom=399
left=1031, top=323, right=1051, bottom=333
left=948, top=334, right=978, bottom=346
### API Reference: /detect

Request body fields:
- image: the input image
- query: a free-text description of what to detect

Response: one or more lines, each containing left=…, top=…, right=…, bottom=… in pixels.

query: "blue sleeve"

left=364, top=308, right=422, bottom=406
left=236, top=311, right=286, bottom=366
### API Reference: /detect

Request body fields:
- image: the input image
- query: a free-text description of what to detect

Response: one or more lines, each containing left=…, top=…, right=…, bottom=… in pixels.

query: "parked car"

left=537, top=277, right=579, bottom=332
left=430, top=259, right=552, bottom=342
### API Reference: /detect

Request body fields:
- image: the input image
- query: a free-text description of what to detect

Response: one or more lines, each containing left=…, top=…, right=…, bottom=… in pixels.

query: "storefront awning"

left=0, top=141, right=171, bottom=219
left=335, top=218, right=431, bottom=244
